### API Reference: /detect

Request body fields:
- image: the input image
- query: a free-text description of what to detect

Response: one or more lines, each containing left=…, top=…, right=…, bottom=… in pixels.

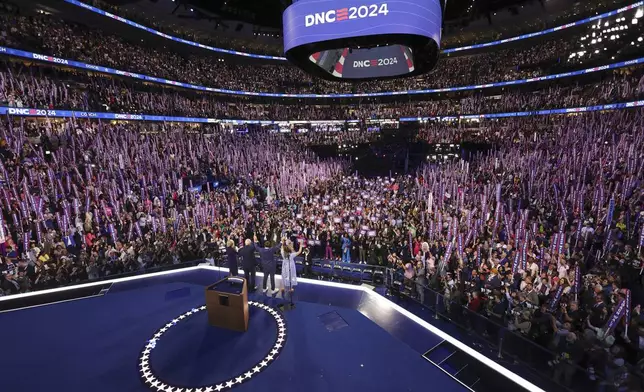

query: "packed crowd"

left=1, top=6, right=641, bottom=95
left=72, top=0, right=634, bottom=54
left=1, top=61, right=644, bottom=122
left=0, top=116, right=347, bottom=294
left=0, top=1, right=642, bottom=390
left=396, top=110, right=644, bottom=389
left=0, top=107, right=642, bottom=390
left=442, top=0, right=634, bottom=47
left=76, top=0, right=284, bottom=56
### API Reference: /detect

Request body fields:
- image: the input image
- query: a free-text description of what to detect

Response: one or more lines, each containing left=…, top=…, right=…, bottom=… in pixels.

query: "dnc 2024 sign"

left=304, top=3, right=390, bottom=26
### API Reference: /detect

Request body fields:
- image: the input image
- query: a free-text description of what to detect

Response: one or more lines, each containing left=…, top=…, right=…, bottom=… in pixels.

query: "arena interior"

left=0, top=0, right=643, bottom=391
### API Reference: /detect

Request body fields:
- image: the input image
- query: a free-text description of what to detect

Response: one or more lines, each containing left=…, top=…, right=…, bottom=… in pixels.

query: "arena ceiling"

left=107, top=0, right=549, bottom=28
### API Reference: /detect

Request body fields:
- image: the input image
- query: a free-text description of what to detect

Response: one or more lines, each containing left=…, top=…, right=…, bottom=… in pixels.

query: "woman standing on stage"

left=280, top=238, right=303, bottom=293
left=225, top=239, right=239, bottom=276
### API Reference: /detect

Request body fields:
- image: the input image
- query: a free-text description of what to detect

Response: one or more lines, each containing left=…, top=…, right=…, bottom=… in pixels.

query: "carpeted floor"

left=0, top=281, right=467, bottom=392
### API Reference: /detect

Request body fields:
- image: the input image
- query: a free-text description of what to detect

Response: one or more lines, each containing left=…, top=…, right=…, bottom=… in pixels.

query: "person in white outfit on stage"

left=280, top=238, right=303, bottom=293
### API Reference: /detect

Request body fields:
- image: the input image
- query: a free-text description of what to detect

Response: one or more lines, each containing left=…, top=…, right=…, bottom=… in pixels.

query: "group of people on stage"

left=225, top=235, right=303, bottom=295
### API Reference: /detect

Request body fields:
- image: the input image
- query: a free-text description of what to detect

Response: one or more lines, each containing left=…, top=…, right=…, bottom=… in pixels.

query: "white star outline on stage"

left=139, top=301, right=286, bottom=391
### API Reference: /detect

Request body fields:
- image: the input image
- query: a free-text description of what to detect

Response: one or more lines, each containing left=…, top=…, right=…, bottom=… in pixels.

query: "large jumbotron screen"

left=283, top=0, right=443, bottom=81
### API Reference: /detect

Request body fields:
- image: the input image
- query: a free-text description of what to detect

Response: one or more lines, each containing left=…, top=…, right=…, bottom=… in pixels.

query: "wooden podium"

left=205, top=277, right=249, bottom=332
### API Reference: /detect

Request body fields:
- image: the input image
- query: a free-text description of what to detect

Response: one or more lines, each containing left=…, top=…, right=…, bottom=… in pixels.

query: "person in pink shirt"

left=85, top=232, right=96, bottom=248
left=412, top=238, right=421, bottom=257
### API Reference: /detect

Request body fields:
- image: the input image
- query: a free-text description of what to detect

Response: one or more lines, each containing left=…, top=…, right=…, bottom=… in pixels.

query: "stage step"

left=424, top=341, right=456, bottom=365
left=422, top=341, right=483, bottom=391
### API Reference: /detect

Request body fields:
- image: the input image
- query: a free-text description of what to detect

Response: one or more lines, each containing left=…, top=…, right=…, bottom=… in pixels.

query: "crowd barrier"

left=29, top=254, right=388, bottom=294
left=208, top=255, right=388, bottom=285
left=65, top=0, right=644, bottom=57
left=385, top=271, right=609, bottom=392
left=1, top=259, right=205, bottom=296
left=2, top=99, right=644, bottom=124
left=1, top=44, right=642, bottom=98
left=291, top=258, right=387, bottom=284
left=1, top=245, right=624, bottom=390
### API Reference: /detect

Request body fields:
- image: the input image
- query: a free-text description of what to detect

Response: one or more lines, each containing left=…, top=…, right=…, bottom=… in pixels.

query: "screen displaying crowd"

left=0, top=1, right=643, bottom=391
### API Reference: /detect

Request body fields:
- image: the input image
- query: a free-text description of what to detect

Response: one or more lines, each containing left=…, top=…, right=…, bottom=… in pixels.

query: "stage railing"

left=384, top=269, right=610, bottom=392
left=13, top=259, right=204, bottom=295
left=214, top=254, right=389, bottom=286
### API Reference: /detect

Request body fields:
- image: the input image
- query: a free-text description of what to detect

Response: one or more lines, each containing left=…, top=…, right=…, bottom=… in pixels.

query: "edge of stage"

left=0, top=265, right=546, bottom=392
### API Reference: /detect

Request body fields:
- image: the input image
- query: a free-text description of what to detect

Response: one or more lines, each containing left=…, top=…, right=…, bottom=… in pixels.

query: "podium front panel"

left=205, top=277, right=249, bottom=332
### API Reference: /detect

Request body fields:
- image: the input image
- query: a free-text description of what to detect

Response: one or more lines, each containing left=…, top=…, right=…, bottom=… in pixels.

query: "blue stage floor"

left=0, top=268, right=535, bottom=392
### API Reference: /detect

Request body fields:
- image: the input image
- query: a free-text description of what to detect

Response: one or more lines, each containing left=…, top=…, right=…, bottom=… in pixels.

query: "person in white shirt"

left=558, top=258, right=569, bottom=279
left=527, top=259, right=539, bottom=278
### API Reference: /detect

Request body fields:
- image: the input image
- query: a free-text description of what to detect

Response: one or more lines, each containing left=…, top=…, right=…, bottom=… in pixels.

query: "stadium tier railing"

left=64, top=0, right=644, bottom=59
left=4, top=255, right=388, bottom=299
left=3, top=45, right=643, bottom=98
left=2, top=99, right=644, bottom=125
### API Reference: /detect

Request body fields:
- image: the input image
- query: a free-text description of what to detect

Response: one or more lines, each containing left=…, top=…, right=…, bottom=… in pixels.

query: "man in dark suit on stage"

left=254, top=235, right=281, bottom=294
left=238, top=239, right=258, bottom=291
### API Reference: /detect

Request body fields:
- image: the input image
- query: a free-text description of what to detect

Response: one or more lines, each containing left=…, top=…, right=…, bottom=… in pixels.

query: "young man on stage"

left=254, top=235, right=281, bottom=294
